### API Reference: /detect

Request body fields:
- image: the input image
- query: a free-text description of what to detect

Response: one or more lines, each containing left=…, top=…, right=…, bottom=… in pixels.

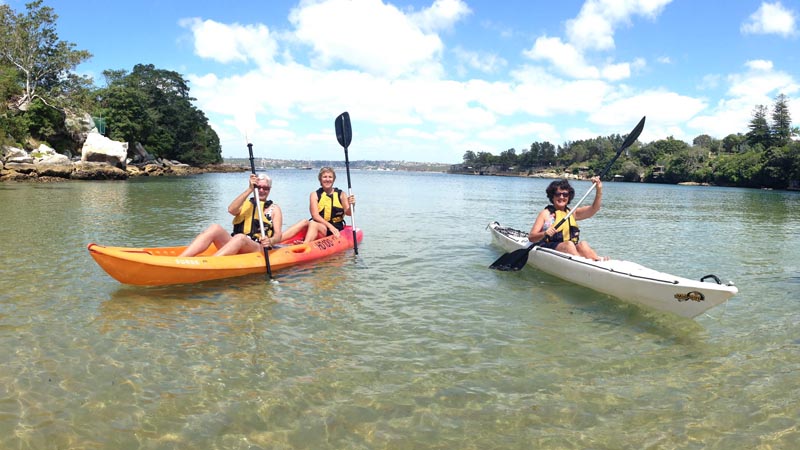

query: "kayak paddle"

left=490, top=116, right=646, bottom=271
left=335, top=111, right=358, bottom=255
left=247, top=142, right=273, bottom=279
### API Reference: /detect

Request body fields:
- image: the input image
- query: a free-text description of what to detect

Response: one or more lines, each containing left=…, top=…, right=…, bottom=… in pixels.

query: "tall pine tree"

left=771, top=93, right=792, bottom=146
left=746, top=104, right=771, bottom=148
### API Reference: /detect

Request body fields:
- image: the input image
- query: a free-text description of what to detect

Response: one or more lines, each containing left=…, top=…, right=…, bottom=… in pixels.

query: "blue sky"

left=9, top=0, right=800, bottom=162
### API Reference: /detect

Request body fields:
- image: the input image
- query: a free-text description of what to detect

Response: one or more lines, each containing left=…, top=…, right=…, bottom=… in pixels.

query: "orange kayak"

left=88, top=226, right=363, bottom=286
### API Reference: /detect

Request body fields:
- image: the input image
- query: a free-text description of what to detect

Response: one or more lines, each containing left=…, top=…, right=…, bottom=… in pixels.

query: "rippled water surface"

left=1, top=171, right=798, bottom=449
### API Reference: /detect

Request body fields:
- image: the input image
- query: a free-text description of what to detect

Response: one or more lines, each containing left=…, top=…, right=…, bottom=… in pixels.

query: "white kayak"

left=488, top=221, right=738, bottom=319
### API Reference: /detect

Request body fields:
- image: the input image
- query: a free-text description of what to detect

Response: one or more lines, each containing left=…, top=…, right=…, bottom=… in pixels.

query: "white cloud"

left=507, top=66, right=611, bottom=115
left=410, top=0, right=472, bottom=32
left=566, top=0, right=673, bottom=51
left=288, top=0, right=447, bottom=78
left=180, top=18, right=277, bottom=67
left=588, top=90, right=706, bottom=142
left=601, top=62, right=631, bottom=81
left=524, top=39, right=645, bottom=82
left=746, top=59, right=774, bottom=71
left=741, top=1, right=797, bottom=37
left=478, top=122, right=560, bottom=144
left=524, top=36, right=600, bottom=79
left=453, top=47, right=507, bottom=74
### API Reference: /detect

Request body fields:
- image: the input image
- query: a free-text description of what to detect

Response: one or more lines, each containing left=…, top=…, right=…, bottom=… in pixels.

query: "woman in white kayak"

left=527, top=176, right=608, bottom=261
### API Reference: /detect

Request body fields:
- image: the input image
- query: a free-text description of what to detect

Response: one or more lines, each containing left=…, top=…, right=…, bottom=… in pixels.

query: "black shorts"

left=325, top=221, right=345, bottom=236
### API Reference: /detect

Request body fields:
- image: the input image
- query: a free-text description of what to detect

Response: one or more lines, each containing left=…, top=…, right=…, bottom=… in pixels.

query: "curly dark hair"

left=545, top=179, right=575, bottom=203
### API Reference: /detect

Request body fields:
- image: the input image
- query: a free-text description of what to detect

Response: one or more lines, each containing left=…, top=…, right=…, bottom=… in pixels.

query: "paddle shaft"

left=248, top=143, right=273, bottom=279
left=343, top=147, right=358, bottom=255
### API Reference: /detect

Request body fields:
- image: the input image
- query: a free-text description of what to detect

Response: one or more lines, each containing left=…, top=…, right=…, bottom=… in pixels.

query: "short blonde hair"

left=318, top=167, right=336, bottom=182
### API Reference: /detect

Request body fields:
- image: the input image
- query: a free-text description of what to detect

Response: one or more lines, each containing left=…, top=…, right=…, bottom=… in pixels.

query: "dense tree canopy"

left=0, top=1, right=221, bottom=165
left=0, top=0, right=92, bottom=111
left=96, top=64, right=221, bottom=165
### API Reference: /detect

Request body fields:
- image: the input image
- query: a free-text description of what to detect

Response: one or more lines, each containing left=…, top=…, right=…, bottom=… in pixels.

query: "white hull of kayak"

left=488, top=222, right=738, bottom=319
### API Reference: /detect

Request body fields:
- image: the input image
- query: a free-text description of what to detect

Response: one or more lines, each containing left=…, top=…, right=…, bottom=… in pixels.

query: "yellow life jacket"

left=544, top=205, right=580, bottom=244
left=232, top=198, right=274, bottom=240
left=316, top=187, right=345, bottom=230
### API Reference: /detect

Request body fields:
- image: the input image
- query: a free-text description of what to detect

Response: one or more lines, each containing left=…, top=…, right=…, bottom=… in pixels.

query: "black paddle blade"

left=335, top=112, right=352, bottom=148
left=489, top=246, right=533, bottom=271
left=620, top=116, right=646, bottom=153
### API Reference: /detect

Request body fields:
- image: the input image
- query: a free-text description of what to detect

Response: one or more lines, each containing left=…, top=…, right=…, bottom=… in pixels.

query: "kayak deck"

left=88, top=226, right=363, bottom=286
left=488, top=221, right=738, bottom=319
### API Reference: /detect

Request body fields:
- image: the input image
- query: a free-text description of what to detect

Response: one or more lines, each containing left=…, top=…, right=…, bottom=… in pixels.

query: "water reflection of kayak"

left=488, top=221, right=737, bottom=319
left=88, top=226, right=362, bottom=286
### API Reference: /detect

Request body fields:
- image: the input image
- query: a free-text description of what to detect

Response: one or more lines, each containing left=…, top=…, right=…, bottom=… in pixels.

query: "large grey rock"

left=3, top=162, right=37, bottom=174
left=2, top=146, right=32, bottom=164
left=131, top=142, right=155, bottom=163
left=81, top=133, right=128, bottom=168
left=30, top=143, right=58, bottom=159
left=71, top=161, right=128, bottom=180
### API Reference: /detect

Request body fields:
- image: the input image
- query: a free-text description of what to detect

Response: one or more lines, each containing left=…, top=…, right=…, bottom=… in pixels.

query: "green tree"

left=462, top=150, right=476, bottom=165
left=0, top=60, right=24, bottom=146
left=663, top=146, right=707, bottom=183
left=96, top=64, right=221, bottom=165
left=0, top=0, right=92, bottom=111
left=712, top=151, right=763, bottom=187
left=540, top=142, right=556, bottom=167
left=771, top=93, right=792, bottom=146
left=475, top=151, right=494, bottom=170
left=498, top=148, right=517, bottom=169
left=693, top=134, right=721, bottom=154
left=721, top=133, right=746, bottom=153
left=746, top=104, right=771, bottom=148
left=618, top=160, right=642, bottom=181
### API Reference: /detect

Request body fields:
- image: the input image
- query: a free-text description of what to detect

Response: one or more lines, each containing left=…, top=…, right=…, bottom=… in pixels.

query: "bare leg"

left=304, top=222, right=326, bottom=243
left=180, top=224, right=232, bottom=256
left=213, top=233, right=262, bottom=256
left=282, top=219, right=310, bottom=243
left=555, top=241, right=580, bottom=256
left=576, top=241, right=608, bottom=261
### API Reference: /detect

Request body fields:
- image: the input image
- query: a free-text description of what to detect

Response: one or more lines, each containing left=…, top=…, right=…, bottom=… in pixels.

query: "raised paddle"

left=490, top=116, right=646, bottom=271
left=247, top=142, right=273, bottom=279
left=335, top=111, right=358, bottom=255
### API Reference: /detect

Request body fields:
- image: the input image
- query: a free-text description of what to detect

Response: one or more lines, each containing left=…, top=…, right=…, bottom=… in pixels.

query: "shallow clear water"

left=1, top=171, right=798, bottom=449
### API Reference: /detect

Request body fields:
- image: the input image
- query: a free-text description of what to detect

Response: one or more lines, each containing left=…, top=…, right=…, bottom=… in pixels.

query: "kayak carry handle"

left=700, top=274, right=722, bottom=284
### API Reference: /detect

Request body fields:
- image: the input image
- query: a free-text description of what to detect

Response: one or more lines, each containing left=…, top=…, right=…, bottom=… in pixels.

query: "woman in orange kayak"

left=180, top=173, right=283, bottom=256
left=284, top=167, right=355, bottom=243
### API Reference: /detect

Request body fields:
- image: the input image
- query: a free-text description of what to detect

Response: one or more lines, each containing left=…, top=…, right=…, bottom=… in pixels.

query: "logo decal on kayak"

left=674, top=291, right=705, bottom=302
left=312, top=237, right=337, bottom=251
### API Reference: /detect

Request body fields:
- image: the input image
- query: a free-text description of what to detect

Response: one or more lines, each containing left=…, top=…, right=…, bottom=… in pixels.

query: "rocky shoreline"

left=0, top=160, right=247, bottom=182
left=1, top=132, right=247, bottom=182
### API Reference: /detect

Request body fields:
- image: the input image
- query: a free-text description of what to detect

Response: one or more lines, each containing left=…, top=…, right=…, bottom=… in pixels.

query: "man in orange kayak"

left=180, top=173, right=284, bottom=256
